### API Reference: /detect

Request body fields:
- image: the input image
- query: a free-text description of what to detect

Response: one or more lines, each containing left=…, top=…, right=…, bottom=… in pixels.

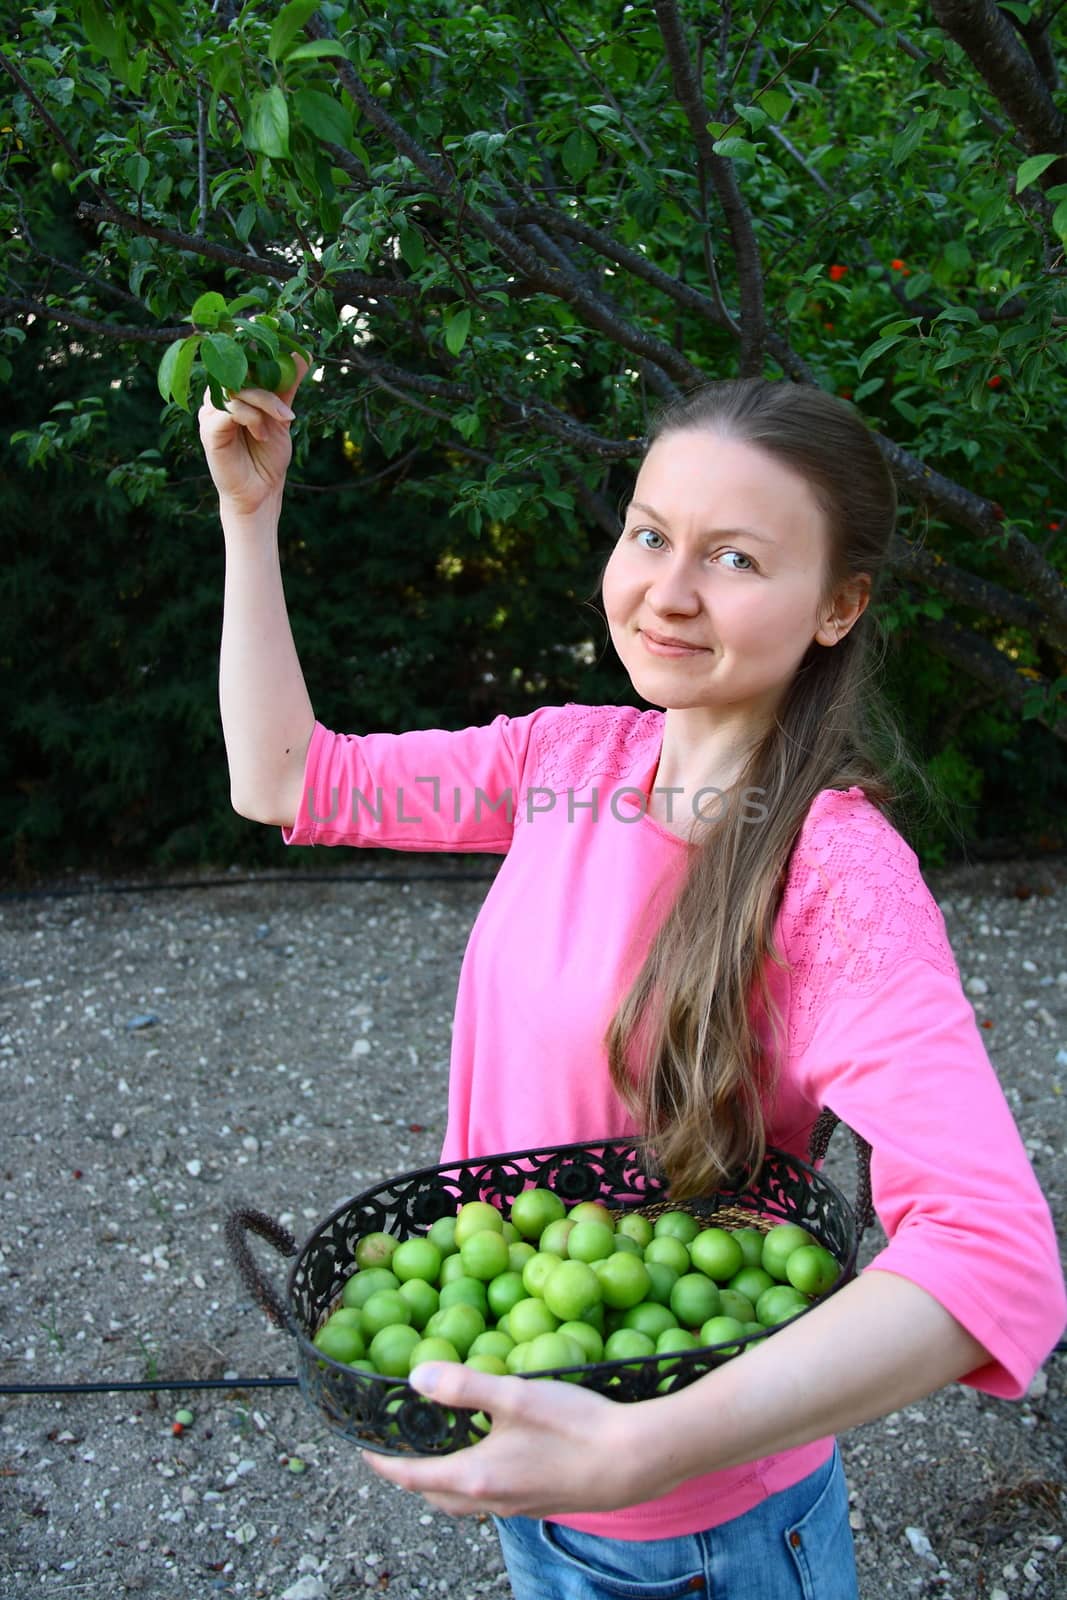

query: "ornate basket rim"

left=270, top=1135, right=859, bottom=1453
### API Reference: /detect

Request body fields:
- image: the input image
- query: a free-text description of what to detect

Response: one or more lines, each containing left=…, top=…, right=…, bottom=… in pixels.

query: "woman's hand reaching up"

left=198, top=352, right=309, bottom=517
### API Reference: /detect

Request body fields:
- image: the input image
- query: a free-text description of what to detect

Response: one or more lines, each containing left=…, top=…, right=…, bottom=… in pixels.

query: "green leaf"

left=561, top=128, right=598, bottom=183
left=891, top=116, right=925, bottom=166
left=852, top=376, right=884, bottom=402
left=398, top=225, right=425, bottom=271
left=157, top=335, right=199, bottom=412
left=284, top=39, right=350, bottom=61
left=734, top=103, right=768, bottom=133
left=610, top=42, right=638, bottom=84
left=933, top=305, right=979, bottom=325
left=444, top=308, right=471, bottom=356
left=711, top=137, right=759, bottom=161
left=235, top=202, right=258, bottom=243
left=269, top=0, right=321, bottom=64
left=760, top=88, right=792, bottom=122
left=245, top=86, right=290, bottom=160
left=158, top=335, right=191, bottom=408
left=232, top=318, right=279, bottom=357
left=292, top=87, right=352, bottom=146
left=1016, top=153, right=1058, bottom=195
left=80, top=0, right=119, bottom=57
left=1053, top=198, right=1067, bottom=242
left=933, top=347, right=972, bottom=371
left=201, top=333, right=248, bottom=392
left=857, top=333, right=905, bottom=378
left=124, top=152, right=149, bottom=193
left=189, top=291, right=228, bottom=329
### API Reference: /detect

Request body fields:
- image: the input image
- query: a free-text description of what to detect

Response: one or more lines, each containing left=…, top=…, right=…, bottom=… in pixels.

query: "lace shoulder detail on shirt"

left=779, top=787, right=960, bottom=1057
left=529, top=703, right=664, bottom=792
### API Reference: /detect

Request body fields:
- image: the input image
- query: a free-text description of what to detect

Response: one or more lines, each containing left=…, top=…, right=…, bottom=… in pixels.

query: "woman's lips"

left=640, top=630, right=710, bottom=657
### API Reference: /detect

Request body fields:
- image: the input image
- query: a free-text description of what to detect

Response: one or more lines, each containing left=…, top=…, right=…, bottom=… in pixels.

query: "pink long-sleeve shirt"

left=282, top=702, right=1066, bottom=1541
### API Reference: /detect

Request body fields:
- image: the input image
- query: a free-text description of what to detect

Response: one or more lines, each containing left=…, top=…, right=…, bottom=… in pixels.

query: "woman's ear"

left=815, top=575, right=871, bottom=647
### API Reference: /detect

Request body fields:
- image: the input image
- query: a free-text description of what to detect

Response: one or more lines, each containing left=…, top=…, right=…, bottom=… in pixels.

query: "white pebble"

left=965, top=976, right=989, bottom=996
left=905, top=1526, right=938, bottom=1564
left=350, top=1038, right=371, bottom=1056
left=281, top=1579, right=327, bottom=1600
left=185, top=1159, right=202, bottom=1177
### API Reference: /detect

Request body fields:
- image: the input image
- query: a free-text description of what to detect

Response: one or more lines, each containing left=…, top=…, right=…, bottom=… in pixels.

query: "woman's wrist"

left=219, top=490, right=285, bottom=540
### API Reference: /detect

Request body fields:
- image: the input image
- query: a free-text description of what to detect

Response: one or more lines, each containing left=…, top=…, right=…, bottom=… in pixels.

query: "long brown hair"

left=604, top=378, right=951, bottom=1199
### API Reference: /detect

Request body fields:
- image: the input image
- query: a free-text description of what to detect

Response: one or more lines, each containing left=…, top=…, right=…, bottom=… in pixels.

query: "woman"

left=200, top=368, right=1065, bottom=1600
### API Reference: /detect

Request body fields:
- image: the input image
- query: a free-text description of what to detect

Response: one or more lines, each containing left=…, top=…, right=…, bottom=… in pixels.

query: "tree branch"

left=843, top=0, right=1014, bottom=143
left=653, top=0, right=766, bottom=374
left=305, top=18, right=707, bottom=391
left=76, top=201, right=427, bottom=303
left=910, top=614, right=1067, bottom=742
left=0, top=47, right=111, bottom=210
left=499, top=205, right=735, bottom=330
left=877, top=434, right=1067, bottom=649
left=0, top=294, right=184, bottom=342
left=889, top=535, right=1048, bottom=636
left=927, top=0, right=1067, bottom=184
left=346, top=349, right=639, bottom=461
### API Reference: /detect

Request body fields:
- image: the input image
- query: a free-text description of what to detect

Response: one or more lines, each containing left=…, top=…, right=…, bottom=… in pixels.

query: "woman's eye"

left=626, top=529, right=756, bottom=571
left=719, top=549, right=755, bottom=571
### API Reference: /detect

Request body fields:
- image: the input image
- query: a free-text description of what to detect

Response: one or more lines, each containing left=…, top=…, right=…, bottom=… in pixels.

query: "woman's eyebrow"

left=625, top=501, right=777, bottom=545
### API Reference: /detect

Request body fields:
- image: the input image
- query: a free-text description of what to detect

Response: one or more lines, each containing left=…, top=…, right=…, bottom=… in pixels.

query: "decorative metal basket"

left=227, top=1117, right=870, bottom=1457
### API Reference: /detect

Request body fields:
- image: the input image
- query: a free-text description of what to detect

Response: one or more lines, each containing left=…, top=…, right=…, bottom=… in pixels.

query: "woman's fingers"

left=227, top=394, right=284, bottom=441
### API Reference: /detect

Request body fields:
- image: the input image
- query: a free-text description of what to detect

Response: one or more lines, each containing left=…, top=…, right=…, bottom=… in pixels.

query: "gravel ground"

left=1, top=848, right=1064, bottom=1600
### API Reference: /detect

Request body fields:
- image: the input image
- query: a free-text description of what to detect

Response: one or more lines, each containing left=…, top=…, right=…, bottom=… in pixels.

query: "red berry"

left=987, top=375, right=1003, bottom=389
left=828, top=264, right=848, bottom=282
left=890, top=258, right=906, bottom=271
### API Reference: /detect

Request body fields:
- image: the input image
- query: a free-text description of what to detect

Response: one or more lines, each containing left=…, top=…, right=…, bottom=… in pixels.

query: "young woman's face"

left=601, top=429, right=860, bottom=727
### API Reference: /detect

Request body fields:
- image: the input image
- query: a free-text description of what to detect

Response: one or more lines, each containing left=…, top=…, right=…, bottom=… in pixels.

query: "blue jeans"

left=494, top=1444, right=858, bottom=1600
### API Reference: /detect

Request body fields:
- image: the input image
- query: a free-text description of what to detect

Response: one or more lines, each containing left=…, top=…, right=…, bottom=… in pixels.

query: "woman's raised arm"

left=199, top=358, right=316, bottom=828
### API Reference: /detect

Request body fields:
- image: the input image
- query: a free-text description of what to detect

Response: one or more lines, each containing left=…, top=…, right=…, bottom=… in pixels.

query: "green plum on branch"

left=158, top=291, right=312, bottom=413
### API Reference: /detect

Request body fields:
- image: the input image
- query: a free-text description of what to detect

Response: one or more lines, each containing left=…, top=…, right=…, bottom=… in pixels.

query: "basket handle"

left=806, top=1109, right=875, bottom=1240
left=225, top=1206, right=299, bottom=1333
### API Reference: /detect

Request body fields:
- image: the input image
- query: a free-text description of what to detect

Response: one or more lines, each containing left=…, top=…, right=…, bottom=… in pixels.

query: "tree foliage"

left=1, top=0, right=1066, bottom=876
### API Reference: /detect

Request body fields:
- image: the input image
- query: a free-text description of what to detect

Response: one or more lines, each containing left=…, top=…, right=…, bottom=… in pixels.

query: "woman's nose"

left=646, top=559, right=702, bottom=615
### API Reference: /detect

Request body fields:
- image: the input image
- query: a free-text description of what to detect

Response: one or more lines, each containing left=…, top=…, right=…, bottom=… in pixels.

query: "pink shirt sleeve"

left=781, top=794, right=1066, bottom=1398
left=280, top=711, right=548, bottom=852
